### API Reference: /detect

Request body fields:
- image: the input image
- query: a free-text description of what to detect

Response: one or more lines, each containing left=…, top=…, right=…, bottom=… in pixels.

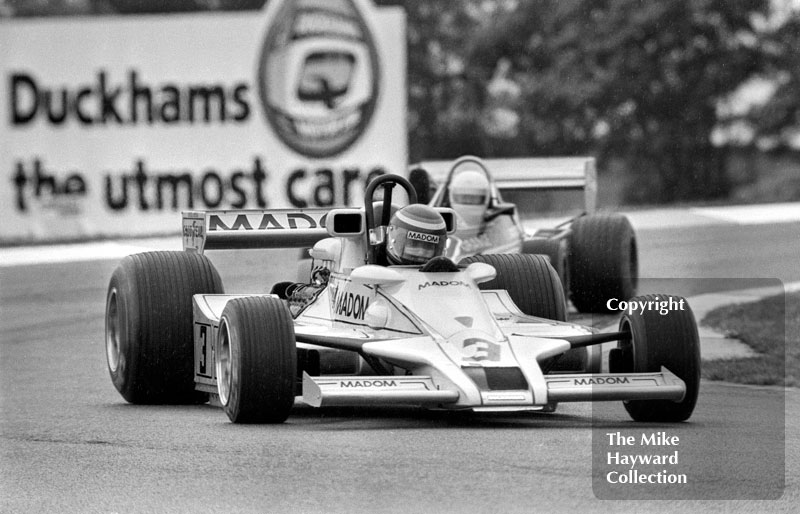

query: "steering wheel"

left=363, top=174, right=418, bottom=263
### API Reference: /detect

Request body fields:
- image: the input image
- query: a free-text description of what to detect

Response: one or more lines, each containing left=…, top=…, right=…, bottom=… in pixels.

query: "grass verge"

left=701, top=291, right=799, bottom=387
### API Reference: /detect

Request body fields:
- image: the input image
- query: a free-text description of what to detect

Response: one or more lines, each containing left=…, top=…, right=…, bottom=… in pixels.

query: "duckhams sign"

left=0, top=0, right=406, bottom=240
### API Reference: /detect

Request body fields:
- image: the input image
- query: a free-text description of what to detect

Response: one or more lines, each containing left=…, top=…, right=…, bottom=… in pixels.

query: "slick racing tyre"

left=569, top=213, right=638, bottom=313
left=217, top=296, right=296, bottom=424
left=461, top=253, right=566, bottom=321
left=611, top=294, right=700, bottom=422
left=522, top=238, right=569, bottom=298
left=105, top=251, right=224, bottom=404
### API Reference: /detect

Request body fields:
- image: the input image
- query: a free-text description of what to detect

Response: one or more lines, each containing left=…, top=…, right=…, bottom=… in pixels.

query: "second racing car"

left=410, top=155, right=638, bottom=313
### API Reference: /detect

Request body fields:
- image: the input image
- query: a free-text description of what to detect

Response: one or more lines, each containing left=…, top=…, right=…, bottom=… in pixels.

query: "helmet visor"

left=403, top=238, right=438, bottom=262
left=451, top=192, right=487, bottom=205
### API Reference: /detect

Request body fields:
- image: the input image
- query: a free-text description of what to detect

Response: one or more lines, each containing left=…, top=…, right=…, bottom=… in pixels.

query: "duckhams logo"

left=258, top=0, right=381, bottom=158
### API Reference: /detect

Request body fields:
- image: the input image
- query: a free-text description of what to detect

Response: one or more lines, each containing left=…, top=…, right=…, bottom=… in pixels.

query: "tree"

left=381, top=1, right=486, bottom=161
left=747, top=7, right=800, bottom=151
left=469, top=0, right=772, bottom=203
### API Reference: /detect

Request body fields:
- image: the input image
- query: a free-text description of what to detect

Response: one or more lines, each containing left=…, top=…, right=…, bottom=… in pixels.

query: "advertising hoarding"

left=0, top=0, right=406, bottom=240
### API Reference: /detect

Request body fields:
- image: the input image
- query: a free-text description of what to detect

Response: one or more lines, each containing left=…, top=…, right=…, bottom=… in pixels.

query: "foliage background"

left=3, top=0, right=799, bottom=205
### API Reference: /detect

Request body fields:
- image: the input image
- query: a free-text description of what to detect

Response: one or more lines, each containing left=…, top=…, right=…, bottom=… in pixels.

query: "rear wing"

left=415, top=157, right=597, bottom=213
left=182, top=206, right=457, bottom=254
left=182, top=209, right=362, bottom=253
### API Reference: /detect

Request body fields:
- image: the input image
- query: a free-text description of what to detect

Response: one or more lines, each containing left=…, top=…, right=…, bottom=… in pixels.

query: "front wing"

left=301, top=369, right=685, bottom=410
left=299, top=336, right=685, bottom=411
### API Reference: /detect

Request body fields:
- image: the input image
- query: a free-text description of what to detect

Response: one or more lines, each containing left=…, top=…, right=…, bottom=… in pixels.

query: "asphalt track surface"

left=2, top=218, right=799, bottom=513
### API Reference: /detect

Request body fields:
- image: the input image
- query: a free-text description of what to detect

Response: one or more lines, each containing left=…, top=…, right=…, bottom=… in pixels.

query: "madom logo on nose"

left=258, top=0, right=380, bottom=158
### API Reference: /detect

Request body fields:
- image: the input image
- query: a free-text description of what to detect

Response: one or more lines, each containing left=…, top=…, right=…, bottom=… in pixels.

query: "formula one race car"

left=409, top=156, right=638, bottom=313
left=105, top=174, right=699, bottom=424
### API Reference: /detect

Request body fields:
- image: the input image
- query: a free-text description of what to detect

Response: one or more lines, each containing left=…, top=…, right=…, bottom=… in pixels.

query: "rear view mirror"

left=350, top=265, right=406, bottom=289
left=466, top=262, right=496, bottom=285
left=433, top=208, right=457, bottom=234
left=327, top=209, right=365, bottom=237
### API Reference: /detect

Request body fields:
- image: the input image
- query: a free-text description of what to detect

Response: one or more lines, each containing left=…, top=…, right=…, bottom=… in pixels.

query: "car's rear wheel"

left=217, top=296, right=296, bottom=423
left=522, top=238, right=569, bottom=299
left=611, top=294, right=700, bottom=422
left=460, top=253, right=594, bottom=378
left=460, top=253, right=566, bottom=321
left=105, top=251, right=223, bottom=404
left=569, top=213, right=638, bottom=313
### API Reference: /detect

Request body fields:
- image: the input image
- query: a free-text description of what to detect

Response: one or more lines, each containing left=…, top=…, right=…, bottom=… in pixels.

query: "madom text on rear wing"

left=182, top=209, right=364, bottom=253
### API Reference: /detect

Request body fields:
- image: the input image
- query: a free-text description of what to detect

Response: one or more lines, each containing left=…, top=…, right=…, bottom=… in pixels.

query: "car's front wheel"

left=611, top=294, right=700, bottom=422
left=217, top=296, right=296, bottom=423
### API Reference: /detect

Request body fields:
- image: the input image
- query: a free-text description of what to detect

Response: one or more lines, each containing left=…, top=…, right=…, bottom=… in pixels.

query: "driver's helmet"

left=448, top=170, right=490, bottom=207
left=386, top=204, right=447, bottom=265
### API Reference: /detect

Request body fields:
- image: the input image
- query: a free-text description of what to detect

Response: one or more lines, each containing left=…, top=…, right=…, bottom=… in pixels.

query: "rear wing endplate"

left=415, top=157, right=597, bottom=213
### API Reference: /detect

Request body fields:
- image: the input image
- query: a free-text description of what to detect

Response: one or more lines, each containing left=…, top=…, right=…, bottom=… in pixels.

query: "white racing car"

left=105, top=174, right=699, bottom=424
left=410, top=155, right=638, bottom=313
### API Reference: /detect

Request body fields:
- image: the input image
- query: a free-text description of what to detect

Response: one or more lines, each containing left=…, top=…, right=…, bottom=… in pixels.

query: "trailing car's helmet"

left=448, top=170, right=490, bottom=228
left=386, top=204, right=447, bottom=265
left=449, top=170, right=490, bottom=206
